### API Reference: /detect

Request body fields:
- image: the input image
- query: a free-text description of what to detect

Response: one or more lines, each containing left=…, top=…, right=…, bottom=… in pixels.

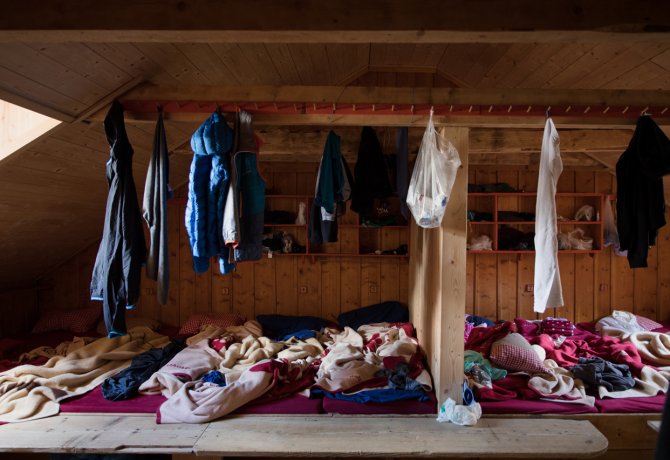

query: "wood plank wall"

left=467, top=166, right=670, bottom=323
left=32, top=162, right=409, bottom=328
left=5, top=164, right=670, bottom=336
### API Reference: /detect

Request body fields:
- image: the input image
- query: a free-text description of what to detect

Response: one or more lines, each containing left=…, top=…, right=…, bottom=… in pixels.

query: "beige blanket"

left=528, top=359, right=595, bottom=406
left=598, top=365, right=670, bottom=399
left=626, top=331, right=670, bottom=366
left=0, top=327, right=169, bottom=423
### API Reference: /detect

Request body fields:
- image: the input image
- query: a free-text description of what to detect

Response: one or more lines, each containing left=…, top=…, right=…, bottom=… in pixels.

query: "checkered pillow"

left=32, top=307, right=102, bottom=334
left=636, top=315, right=663, bottom=331
left=490, top=332, right=550, bottom=374
left=178, top=312, right=246, bottom=336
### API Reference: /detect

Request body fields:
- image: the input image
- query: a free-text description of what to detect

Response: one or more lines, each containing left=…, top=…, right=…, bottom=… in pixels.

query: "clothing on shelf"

left=90, top=101, right=147, bottom=337
left=142, top=111, right=172, bottom=305
left=533, top=117, right=564, bottom=313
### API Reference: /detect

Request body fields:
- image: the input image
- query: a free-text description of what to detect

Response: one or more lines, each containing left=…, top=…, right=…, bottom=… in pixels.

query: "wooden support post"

left=409, top=126, right=468, bottom=407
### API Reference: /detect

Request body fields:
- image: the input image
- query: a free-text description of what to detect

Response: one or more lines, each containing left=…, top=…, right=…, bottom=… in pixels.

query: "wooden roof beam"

left=0, top=0, right=668, bottom=43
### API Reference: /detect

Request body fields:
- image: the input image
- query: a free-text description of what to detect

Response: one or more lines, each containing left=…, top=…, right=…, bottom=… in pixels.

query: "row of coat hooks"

left=121, top=100, right=670, bottom=119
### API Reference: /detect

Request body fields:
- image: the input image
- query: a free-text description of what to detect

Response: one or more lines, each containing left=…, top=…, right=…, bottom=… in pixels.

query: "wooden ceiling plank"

left=28, top=42, right=132, bottom=91
left=517, top=43, right=598, bottom=88
left=602, top=61, right=667, bottom=90
left=265, top=44, right=303, bottom=85
left=414, top=44, right=448, bottom=67
left=172, top=43, right=237, bottom=85
left=0, top=0, right=668, bottom=43
left=544, top=43, right=625, bottom=89
left=0, top=43, right=110, bottom=105
left=497, top=43, right=565, bottom=88
left=576, top=43, right=670, bottom=89
left=651, top=48, right=670, bottom=70
left=478, top=44, right=536, bottom=88
left=208, top=43, right=259, bottom=85
left=85, top=43, right=171, bottom=85
left=287, top=45, right=317, bottom=85
left=132, top=43, right=211, bottom=85
left=237, top=44, right=285, bottom=86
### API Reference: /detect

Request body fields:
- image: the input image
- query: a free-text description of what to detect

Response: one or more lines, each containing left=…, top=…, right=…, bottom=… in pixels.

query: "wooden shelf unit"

left=265, top=195, right=409, bottom=258
left=467, top=192, right=605, bottom=253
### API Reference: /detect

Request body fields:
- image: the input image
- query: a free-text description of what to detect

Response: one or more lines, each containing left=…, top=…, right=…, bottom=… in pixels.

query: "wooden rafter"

left=0, top=0, right=668, bottom=43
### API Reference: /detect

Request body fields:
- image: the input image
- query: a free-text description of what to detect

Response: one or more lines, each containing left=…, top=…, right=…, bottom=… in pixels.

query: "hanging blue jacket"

left=185, top=111, right=235, bottom=274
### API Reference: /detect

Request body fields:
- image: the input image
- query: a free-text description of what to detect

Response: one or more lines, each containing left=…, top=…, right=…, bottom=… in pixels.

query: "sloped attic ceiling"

left=0, top=1, right=669, bottom=292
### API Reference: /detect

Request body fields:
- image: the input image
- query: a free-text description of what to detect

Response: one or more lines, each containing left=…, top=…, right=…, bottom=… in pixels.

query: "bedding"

left=467, top=311, right=670, bottom=416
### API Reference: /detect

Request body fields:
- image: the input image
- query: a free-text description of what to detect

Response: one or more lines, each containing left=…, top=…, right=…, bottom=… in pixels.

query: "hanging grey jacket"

left=91, top=100, right=147, bottom=337
left=143, top=111, right=171, bottom=305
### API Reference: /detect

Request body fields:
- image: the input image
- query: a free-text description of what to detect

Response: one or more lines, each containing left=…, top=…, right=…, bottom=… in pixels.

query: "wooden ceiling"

left=0, top=1, right=669, bottom=291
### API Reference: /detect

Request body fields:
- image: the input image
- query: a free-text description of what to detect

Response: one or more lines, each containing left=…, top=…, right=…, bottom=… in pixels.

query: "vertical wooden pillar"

left=409, top=126, right=468, bottom=408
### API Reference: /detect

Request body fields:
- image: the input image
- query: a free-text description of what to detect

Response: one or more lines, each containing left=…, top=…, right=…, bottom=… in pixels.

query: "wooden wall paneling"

left=77, top=244, right=98, bottom=312
left=178, top=200, right=195, bottom=325
left=612, top=251, right=635, bottom=312
left=274, top=257, right=298, bottom=316
left=398, top=260, right=409, bottom=305
left=211, top=270, right=233, bottom=316
left=517, top=170, right=537, bottom=319
left=380, top=258, right=400, bottom=303
left=253, top=258, right=277, bottom=316
left=465, top=253, right=475, bottom=315
left=496, top=170, right=519, bottom=321
left=594, top=172, right=613, bottom=320
left=657, top=217, right=670, bottom=321
left=194, top=269, right=212, bottom=314
left=340, top=259, right=362, bottom=313
left=360, top=257, right=382, bottom=307
left=160, top=201, right=181, bottom=326
left=554, top=170, right=576, bottom=321
left=320, top=259, right=341, bottom=322
left=232, top=262, right=255, bottom=320
left=634, top=245, right=658, bottom=320
left=297, top=258, right=320, bottom=317
left=574, top=171, right=595, bottom=323
left=0, top=287, right=38, bottom=337
left=473, top=169, right=497, bottom=320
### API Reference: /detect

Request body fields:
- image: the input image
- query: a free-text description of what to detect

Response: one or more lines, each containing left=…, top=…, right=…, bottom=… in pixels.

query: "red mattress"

left=322, top=393, right=437, bottom=415
left=594, top=394, right=667, bottom=413
left=480, top=399, right=598, bottom=415
left=60, top=386, right=166, bottom=414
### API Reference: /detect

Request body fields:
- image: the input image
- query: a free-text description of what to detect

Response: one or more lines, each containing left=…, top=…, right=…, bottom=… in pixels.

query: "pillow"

left=178, top=312, right=245, bottom=336
left=32, top=307, right=102, bottom=334
left=256, top=314, right=330, bottom=341
left=337, top=301, right=409, bottom=330
left=96, top=315, right=162, bottom=336
left=489, top=333, right=550, bottom=374
left=635, top=315, right=663, bottom=331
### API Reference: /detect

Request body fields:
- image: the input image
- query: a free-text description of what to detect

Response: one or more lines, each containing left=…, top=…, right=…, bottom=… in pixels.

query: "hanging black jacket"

left=616, top=116, right=670, bottom=268
left=350, top=126, right=393, bottom=217
left=91, top=101, right=147, bottom=336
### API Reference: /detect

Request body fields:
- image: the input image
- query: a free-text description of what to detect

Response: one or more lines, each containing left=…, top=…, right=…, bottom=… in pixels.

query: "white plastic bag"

left=406, top=111, right=461, bottom=228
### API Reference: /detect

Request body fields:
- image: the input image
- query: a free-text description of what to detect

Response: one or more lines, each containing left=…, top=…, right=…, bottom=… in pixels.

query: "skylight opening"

left=0, top=99, right=61, bottom=162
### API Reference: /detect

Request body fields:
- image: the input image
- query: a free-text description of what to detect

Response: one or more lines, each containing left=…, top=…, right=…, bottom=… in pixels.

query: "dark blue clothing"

left=337, top=301, right=409, bottom=330
left=232, top=150, right=265, bottom=262
left=316, top=388, right=429, bottom=403
left=616, top=116, right=670, bottom=268
left=185, top=111, right=235, bottom=274
left=256, top=314, right=329, bottom=341
left=91, top=101, right=147, bottom=337
left=102, top=340, right=184, bottom=401
left=142, top=111, right=171, bottom=305
left=202, top=370, right=227, bottom=386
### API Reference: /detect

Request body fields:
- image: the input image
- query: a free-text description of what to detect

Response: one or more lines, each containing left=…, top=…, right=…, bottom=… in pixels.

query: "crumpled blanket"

left=528, top=359, right=595, bottom=406
left=158, top=359, right=308, bottom=424
left=18, top=336, right=99, bottom=363
left=569, top=356, right=635, bottom=392
left=0, top=327, right=169, bottom=422
left=625, top=331, right=670, bottom=367
left=596, top=310, right=644, bottom=337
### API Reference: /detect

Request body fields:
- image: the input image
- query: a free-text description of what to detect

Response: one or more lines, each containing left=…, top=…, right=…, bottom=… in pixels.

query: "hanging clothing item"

left=222, top=110, right=266, bottom=262
left=185, top=110, right=235, bottom=274
left=91, top=101, right=147, bottom=337
left=143, top=111, right=171, bottom=305
left=616, top=115, right=670, bottom=268
left=533, top=117, right=564, bottom=313
left=350, top=126, right=393, bottom=217
left=309, top=130, right=352, bottom=244
left=396, top=127, right=409, bottom=220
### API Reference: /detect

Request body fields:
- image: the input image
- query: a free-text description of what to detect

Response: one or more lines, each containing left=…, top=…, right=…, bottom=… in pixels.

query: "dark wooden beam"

left=0, top=0, right=668, bottom=43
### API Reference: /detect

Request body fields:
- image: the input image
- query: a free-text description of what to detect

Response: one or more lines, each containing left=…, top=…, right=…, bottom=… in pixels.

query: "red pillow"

left=178, top=313, right=246, bottom=336
left=32, top=307, right=102, bottom=335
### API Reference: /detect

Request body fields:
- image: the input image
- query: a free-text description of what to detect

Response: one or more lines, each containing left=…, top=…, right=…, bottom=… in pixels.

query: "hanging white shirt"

left=533, top=118, right=564, bottom=313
